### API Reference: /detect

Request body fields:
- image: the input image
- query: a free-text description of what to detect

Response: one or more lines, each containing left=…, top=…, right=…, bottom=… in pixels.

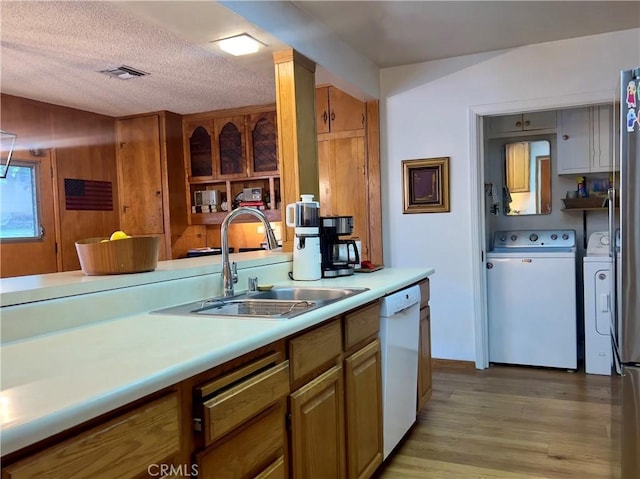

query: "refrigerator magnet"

left=626, top=80, right=637, bottom=108
left=627, top=108, right=637, bottom=132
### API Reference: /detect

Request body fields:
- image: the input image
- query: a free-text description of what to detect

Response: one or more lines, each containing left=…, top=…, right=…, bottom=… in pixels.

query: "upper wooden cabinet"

left=116, top=112, right=187, bottom=260
left=182, top=106, right=281, bottom=226
left=487, top=111, right=557, bottom=138
left=316, top=86, right=366, bottom=133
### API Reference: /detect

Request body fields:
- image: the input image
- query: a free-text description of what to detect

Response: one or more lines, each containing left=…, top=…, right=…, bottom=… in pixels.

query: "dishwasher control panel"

left=380, top=285, right=421, bottom=316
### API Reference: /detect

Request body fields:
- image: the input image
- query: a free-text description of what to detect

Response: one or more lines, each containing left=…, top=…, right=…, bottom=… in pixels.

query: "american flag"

left=64, top=178, right=113, bottom=211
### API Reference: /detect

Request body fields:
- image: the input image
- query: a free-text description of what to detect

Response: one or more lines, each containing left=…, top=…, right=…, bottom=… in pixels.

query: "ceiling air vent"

left=98, top=65, right=149, bottom=80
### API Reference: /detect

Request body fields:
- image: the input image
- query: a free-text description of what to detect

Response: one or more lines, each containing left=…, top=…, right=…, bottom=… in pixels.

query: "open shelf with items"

left=183, top=105, right=280, bottom=226
left=188, top=176, right=281, bottom=225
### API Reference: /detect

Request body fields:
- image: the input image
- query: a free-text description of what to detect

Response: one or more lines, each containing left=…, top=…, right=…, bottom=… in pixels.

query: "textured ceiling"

left=0, top=1, right=287, bottom=117
left=1, top=1, right=638, bottom=118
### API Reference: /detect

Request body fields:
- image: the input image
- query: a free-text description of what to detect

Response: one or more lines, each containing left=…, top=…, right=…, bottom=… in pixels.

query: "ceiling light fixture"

left=215, top=34, right=264, bottom=56
left=98, top=65, right=149, bottom=80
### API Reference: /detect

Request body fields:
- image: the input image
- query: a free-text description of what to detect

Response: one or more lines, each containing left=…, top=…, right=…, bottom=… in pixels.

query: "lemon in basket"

left=109, top=230, right=130, bottom=241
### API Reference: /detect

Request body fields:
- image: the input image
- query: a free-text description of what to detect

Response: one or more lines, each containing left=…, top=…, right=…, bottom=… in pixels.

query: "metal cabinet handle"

left=524, top=120, right=531, bottom=127
left=362, top=113, right=365, bottom=125
left=515, top=121, right=522, bottom=127
left=563, top=134, right=569, bottom=140
left=322, top=111, right=328, bottom=124
left=330, top=111, right=335, bottom=121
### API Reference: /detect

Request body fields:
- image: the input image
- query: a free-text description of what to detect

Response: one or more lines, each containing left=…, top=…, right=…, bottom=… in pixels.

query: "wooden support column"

left=273, top=49, right=319, bottom=252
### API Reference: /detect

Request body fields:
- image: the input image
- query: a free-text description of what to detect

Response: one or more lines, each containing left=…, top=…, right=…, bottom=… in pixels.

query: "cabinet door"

left=344, top=340, right=383, bottom=479
left=328, top=87, right=366, bottom=133
left=505, top=142, right=530, bottom=193
left=116, top=115, right=164, bottom=235
left=318, top=136, right=369, bottom=260
left=316, top=87, right=366, bottom=133
left=557, top=107, right=591, bottom=174
left=487, top=114, right=524, bottom=135
left=316, top=87, right=331, bottom=134
left=591, top=104, right=613, bottom=172
left=417, top=306, right=432, bottom=413
left=290, top=364, right=346, bottom=479
left=523, top=110, right=556, bottom=131
left=214, top=116, right=247, bottom=178
left=186, top=121, right=214, bottom=179
left=248, top=111, right=279, bottom=176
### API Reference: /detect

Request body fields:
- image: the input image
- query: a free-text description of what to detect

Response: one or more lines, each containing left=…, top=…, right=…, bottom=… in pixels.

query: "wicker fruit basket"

left=75, top=236, right=160, bottom=275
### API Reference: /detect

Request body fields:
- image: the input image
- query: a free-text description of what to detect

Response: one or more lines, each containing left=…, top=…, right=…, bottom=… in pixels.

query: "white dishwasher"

left=379, top=284, right=421, bottom=459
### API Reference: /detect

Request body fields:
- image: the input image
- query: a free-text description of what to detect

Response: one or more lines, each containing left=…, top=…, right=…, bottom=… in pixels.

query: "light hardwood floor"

left=376, top=361, right=621, bottom=479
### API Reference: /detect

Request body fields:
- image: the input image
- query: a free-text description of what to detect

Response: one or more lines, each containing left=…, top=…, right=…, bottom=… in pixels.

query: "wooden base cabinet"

left=290, top=364, right=346, bottom=479
left=417, top=280, right=433, bottom=413
left=344, top=339, right=383, bottom=479
left=2, top=392, right=181, bottom=479
left=197, top=402, right=287, bottom=479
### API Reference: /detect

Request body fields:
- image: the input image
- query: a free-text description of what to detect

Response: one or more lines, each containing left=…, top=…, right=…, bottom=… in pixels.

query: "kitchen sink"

left=152, top=287, right=369, bottom=320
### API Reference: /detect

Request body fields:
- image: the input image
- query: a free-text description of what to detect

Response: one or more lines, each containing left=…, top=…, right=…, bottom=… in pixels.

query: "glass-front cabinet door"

left=214, top=116, right=247, bottom=179
left=248, top=111, right=279, bottom=176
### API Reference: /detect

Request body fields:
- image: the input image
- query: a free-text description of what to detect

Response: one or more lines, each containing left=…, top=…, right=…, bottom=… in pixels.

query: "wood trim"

left=273, top=49, right=318, bottom=252
left=365, top=100, right=383, bottom=265
left=50, top=148, right=63, bottom=272
left=432, top=358, right=476, bottom=370
left=183, top=103, right=277, bottom=123
left=318, top=129, right=366, bottom=141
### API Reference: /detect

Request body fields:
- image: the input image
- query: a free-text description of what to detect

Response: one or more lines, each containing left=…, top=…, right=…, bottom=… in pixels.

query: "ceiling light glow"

left=216, top=34, right=263, bottom=56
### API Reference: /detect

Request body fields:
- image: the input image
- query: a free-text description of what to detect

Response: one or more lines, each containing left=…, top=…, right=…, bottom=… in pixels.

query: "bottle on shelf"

left=577, top=176, right=587, bottom=198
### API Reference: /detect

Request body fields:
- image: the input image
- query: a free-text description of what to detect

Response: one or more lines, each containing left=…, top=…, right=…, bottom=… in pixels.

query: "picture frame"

left=402, top=157, right=450, bottom=214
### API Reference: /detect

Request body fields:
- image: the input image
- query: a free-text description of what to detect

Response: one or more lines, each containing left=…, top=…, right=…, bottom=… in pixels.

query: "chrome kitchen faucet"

left=220, top=207, right=279, bottom=297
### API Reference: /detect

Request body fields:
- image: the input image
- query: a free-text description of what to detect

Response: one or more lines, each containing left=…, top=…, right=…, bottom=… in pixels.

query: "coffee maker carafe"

left=286, top=195, right=321, bottom=280
left=320, top=216, right=360, bottom=277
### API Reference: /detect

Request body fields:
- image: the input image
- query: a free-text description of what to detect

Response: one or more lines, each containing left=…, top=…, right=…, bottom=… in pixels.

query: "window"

left=0, top=161, right=40, bottom=240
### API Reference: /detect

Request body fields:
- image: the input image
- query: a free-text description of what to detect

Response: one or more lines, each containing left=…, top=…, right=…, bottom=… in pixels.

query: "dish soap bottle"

left=577, top=176, right=587, bottom=198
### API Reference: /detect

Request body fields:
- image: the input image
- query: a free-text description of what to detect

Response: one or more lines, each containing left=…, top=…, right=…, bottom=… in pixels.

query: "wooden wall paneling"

left=51, top=104, right=118, bottom=271
left=159, top=112, right=188, bottom=259
left=273, top=49, right=319, bottom=252
left=0, top=149, right=58, bottom=278
left=365, top=101, right=383, bottom=265
left=0, top=94, right=119, bottom=274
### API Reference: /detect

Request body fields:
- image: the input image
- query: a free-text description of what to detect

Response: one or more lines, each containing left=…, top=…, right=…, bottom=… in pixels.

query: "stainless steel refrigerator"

left=613, top=67, right=640, bottom=479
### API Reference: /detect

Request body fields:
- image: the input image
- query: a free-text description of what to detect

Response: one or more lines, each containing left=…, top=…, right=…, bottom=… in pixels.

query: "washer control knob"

left=529, top=234, right=539, bottom=242
left=601, top=235, right=610, bottom=245
left=500, top=235, right=507, bottom=242
left=562, top=233, right=569, bottom=240
left=510, top=234, right=518, bottom=242
left=551, top=234, right=558, bottom=240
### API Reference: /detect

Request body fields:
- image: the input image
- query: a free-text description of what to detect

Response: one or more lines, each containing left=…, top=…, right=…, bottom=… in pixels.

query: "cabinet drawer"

left=198, top=402, right=286, bottom=479
left=343, top=302, right=379, bottom=352
left=3, top=392, right=180, bottom=479
left=419, top=279, right=430, bottom=308
left=289, top=319, right=342, bottom=389
left=254, top=456, right=285, bottom=479
left=201, top=360, right=290, bottom=446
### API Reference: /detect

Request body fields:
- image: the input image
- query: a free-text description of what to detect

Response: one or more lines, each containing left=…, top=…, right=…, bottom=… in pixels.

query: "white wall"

left=380, top=29, right=640, bottom=361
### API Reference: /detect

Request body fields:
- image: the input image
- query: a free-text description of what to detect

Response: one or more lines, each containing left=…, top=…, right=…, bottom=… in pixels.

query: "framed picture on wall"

left=402, top=157, right=450, bottom=214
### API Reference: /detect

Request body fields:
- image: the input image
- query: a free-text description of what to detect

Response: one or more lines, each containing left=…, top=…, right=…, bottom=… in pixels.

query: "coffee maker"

left=285, top=195, right=321, bottom=280
left=319, top=216, right=360, bottom=277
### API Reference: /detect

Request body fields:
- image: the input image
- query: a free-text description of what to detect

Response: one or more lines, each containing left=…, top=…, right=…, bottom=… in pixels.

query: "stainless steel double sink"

left=152, top=287, right=369, bottom=320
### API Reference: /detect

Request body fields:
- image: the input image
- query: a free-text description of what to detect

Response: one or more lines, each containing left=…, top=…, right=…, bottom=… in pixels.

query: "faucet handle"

left=231, top=262, right=238, bottom=284
left=248, top=277, right=258, bottom=292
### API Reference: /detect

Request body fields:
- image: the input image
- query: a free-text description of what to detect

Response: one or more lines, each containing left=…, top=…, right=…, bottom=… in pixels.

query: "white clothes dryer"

left=583, top=231, right=613, bottom=375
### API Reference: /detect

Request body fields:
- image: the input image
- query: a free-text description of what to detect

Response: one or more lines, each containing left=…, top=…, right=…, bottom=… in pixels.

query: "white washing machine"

left=583, top=231, right=613, bottom=375
left=487, top=230, right=577, bottom=369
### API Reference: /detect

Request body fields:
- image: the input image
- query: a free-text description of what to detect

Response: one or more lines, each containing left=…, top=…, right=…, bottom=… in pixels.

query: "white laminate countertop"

left=0, top=264, right=434, bottom=456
